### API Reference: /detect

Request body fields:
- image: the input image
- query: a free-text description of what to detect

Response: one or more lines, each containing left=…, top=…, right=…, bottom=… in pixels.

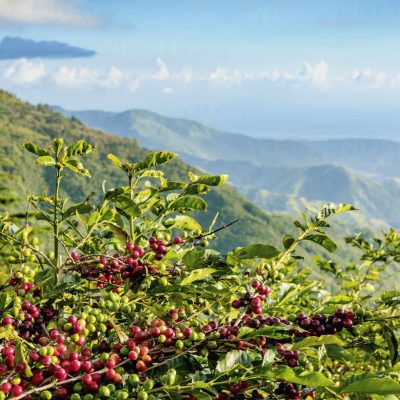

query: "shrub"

left=0, top=138, right=399, bottom=400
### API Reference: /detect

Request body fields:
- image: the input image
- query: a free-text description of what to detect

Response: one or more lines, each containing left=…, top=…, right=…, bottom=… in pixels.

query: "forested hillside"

left=0, top=91, right=291, bottom=253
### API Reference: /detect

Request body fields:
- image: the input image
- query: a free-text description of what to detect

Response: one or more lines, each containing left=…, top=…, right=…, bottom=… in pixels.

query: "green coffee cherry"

left=73, top=382, right=83, bottom=393
left=143, top=379, right=154, bottom=391
left=137, top=392, right=148, bottom=400
left=99, top=386, right=111, bottom=398
left=129, top=374, right=140, bottom=387
left=40, top=391, right=52, bottom=400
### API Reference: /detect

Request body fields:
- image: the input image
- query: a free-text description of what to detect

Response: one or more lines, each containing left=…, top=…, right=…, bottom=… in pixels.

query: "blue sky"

left=1, top=0, right=400, bottom=139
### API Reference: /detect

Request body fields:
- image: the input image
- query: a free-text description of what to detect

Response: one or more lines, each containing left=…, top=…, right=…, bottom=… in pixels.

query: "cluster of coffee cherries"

left=276, top=344, right=300, bottom=368
left=71, top=236, right=184, bottom=289
left=294, top=309, right=356, bottom=337
left=0, top=300, right=57, bottom=343
left=0, top=312, right=182, bottom=399
left=215, top=381, right=250, bottom=399
left=8, top=266, right=38, bottom=297
left=231, top=280, right=271, bottom=315
left=275, top=382, right=315, bottom=400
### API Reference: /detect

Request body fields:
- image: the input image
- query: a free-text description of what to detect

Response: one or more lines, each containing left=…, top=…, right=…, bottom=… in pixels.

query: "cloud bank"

left=0, top=0, right=100, bottom=27
left=1, top=57, right=396, bottom=94
left=0, top=37, right=96, bottom=60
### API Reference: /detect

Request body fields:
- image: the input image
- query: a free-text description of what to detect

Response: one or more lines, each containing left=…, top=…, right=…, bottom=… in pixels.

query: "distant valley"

left=54, top=106, right=400, bottom=229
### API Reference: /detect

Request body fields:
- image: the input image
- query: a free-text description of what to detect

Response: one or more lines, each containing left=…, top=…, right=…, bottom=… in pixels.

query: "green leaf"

left=318, top=203, right=357, bottom=219
left=183, top=249, right=206, bottom=268
left=0, top=293, right=12, bottom=310
left=383, top=325, right=399, bottom=366
left=233, top=244, right=280, bottom=260
left=192, top=391, right=213, bottom=400
left=292, top=335, right=344, bottom=350
left=15, top=342, right=32, bottom=378
left=181, top=268, right=217, bottom=286
left=105, top=187, right=126, bottom=200
left=51, top=138, right=64, bottom=156
left=64, top=158, right=91, bottom=176
left=66, top=140, right=94, bottom=157
left=215, top=350, right=261, bottom=375
left=114, top=196, right=141, bottom=218
left=304, top=234, right=337, bottom=253
left=63, top=202, right=93, bottom=219
left=192, top=174, right=229, bottom=186
left=104, top=222, right=129, bottom=243
left=168, top=215, right=202, bottom=231
left=275, top=366, right=335, bottom=387
left=262, top=349, right=277, bottom=366
left=325, top=295, right=353, bottom=304
left=185, top=183, right=211, bottom=195
left=107, top=153, right=123, bottom=168
left=140, top=169, right=164, bottom=178
left=36, top=156, right=56, bottom=166
left=23, top=142, right=49, bottom=156
left=136, top=151, right=177, bottom=170
left=193, top=382, right=218, bottom=395
left=282, top=234, right=295, bottom=250
left=341, top=378, right=400, bottom=394
left=169, top=196, right=207, bottom=212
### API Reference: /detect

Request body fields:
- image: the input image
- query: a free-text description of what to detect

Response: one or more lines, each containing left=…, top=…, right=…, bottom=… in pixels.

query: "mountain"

left=181, top=157, right=400, bottom=228
left=53, top=106, right=400, bottom=228
left=53, top=106, right=400, bottom=177
left=0, top=90, right=298, bottom=254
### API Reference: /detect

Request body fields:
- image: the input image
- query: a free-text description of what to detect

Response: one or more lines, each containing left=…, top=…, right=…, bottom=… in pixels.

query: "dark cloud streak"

left=0, top=36, right=96, bottom=60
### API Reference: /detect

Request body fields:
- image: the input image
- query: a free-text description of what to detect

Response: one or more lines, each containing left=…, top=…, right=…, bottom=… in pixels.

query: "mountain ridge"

left=54, top=105, right=400, bottom=228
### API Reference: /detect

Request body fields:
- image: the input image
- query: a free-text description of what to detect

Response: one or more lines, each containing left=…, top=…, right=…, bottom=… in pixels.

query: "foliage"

left=0, top=138, right=399, bottom=400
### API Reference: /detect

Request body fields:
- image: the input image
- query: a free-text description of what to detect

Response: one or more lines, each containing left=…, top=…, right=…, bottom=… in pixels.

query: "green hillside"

left=0, top=90, right=295, bottom=253
left=55, top=106, right=400, bottom=177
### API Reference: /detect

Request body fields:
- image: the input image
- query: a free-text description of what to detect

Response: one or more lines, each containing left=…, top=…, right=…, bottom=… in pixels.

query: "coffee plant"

left=0, top=138, right=399, bottom=400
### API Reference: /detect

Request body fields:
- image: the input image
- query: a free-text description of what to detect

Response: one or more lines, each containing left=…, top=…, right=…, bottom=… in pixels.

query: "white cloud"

left=52, top=66, right=98, bottom=87
left=153, top=57, right=169, bottom=81
left=351, top=69, right=386, bottom=88
left=207, top=67, right=243, bottom=84
left=163, top=87, right=175, bottom=94
left=300, top=61, right=329, bottom=85
left=3, top=58, right=46, bottom=84
left=101, top=67, right=125, bottom=88
left=206, top=61, right=329, bottom=87
left=50, top=65, right=143, bottom=92
left=0, top=0, right=99, bottom=27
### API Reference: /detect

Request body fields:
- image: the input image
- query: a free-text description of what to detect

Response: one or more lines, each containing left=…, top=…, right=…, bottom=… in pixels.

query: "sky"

left=0, top=0, right=400, bottom=139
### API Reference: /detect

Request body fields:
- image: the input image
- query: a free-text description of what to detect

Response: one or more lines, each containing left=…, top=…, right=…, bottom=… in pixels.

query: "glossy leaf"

left=341, top=378, right=400, bottom=394
left=66, top=140, right=94, bottom=157
left=293, top=335, right=344, bottom=350
left=233, top=244, right=280, bottom=260
left=304, top=234, right=337, bottom=252
left=180, top=268, right=217, bottom=286
left=168, top=195, right=207, bottom=212
left=275, top=366, right=335, bottom=387
left=36, top=156, right=56, bottom=166
left=215, top=350, right=261, bottom=375
left=23, top=142, right=49, bottom=156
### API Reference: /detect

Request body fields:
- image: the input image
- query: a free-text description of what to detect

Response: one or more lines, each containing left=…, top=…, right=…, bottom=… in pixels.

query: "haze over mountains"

left=54, top=106, right=400, bottom=228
